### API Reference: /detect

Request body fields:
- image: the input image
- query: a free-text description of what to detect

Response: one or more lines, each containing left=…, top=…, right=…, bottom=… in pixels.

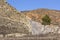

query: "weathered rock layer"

left=0, top=0, right=32, bottom=35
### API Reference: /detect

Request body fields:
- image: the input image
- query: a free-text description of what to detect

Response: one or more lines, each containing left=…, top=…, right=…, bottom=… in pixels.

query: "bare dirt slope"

left=23, top=8, right=60, bottom=25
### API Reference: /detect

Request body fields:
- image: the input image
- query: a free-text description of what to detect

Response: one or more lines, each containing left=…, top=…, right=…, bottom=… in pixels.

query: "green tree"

left=42, top=15, right=51, bottom=25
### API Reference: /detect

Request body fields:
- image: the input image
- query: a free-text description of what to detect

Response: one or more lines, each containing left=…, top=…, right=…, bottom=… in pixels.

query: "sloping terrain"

left=0, top=0, right=32, bottom=36
left=1, top=0, right=60, bottom=39
left=23, top=8, right=60, bottom=26
left=22, top=8, right=60, bottom=35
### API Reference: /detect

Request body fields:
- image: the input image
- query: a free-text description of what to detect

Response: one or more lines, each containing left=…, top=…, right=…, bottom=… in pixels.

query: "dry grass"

left=0, top=33, right=60, bottom=40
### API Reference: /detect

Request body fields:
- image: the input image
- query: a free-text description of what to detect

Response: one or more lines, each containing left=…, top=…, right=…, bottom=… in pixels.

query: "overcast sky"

left=7, top=0, right=60, bottom=11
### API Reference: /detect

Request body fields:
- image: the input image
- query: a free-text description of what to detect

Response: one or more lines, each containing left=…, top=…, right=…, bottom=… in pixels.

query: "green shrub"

left=42, top=15, right=51, bottom=25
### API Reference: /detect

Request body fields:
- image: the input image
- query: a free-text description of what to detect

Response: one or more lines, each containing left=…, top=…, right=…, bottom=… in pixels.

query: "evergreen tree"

left=42, top=15, right=51, bottom=25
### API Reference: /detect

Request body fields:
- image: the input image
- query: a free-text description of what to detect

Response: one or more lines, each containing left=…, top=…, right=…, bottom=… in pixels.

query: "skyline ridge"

left=7, top=0, right=60, bottom=11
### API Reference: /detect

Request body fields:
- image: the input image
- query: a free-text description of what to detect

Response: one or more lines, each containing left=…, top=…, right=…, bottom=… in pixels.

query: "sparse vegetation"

left=0, top=25, right=9, bottom=37
left=42, top=15, right=51, bottom=25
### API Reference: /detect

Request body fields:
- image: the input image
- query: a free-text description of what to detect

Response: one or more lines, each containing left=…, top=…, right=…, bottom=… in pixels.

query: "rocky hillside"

left=23, top=8, right=60, bottom=26
left=1, top=0, right=60, bottom=38
left=0, top=0, right=32, bottom=36
left=21, top=8, right=60, bottom=35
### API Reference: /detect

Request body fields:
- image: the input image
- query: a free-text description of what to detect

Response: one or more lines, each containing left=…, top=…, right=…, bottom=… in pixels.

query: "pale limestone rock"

left=6, top=33, right=26, bottom=37
left=58, top=28, right=60, bottom=33
left=43, top=25, right=59, bottom=34
left=30, top=20, right=60, bottom=35
left=0, top=35, right=3, bottom=38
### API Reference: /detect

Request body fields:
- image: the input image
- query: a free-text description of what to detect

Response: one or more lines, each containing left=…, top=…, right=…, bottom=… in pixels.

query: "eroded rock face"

left=1, top=0, right=60, bottom=36
left=0, top=0, right=32, bottom=35
left=30, top=20, right=60, bottom=35
left=22, top=8, right=60, bottom=35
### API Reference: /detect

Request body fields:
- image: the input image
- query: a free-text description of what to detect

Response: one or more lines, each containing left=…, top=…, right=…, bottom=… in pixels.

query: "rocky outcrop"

left=30, top=20, right=60, bottom=35
left=22, top=8, right=60, bottom=35
left=1, top=0, right=60, bottom=37
left=0, top=0, right=32, bottom=35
